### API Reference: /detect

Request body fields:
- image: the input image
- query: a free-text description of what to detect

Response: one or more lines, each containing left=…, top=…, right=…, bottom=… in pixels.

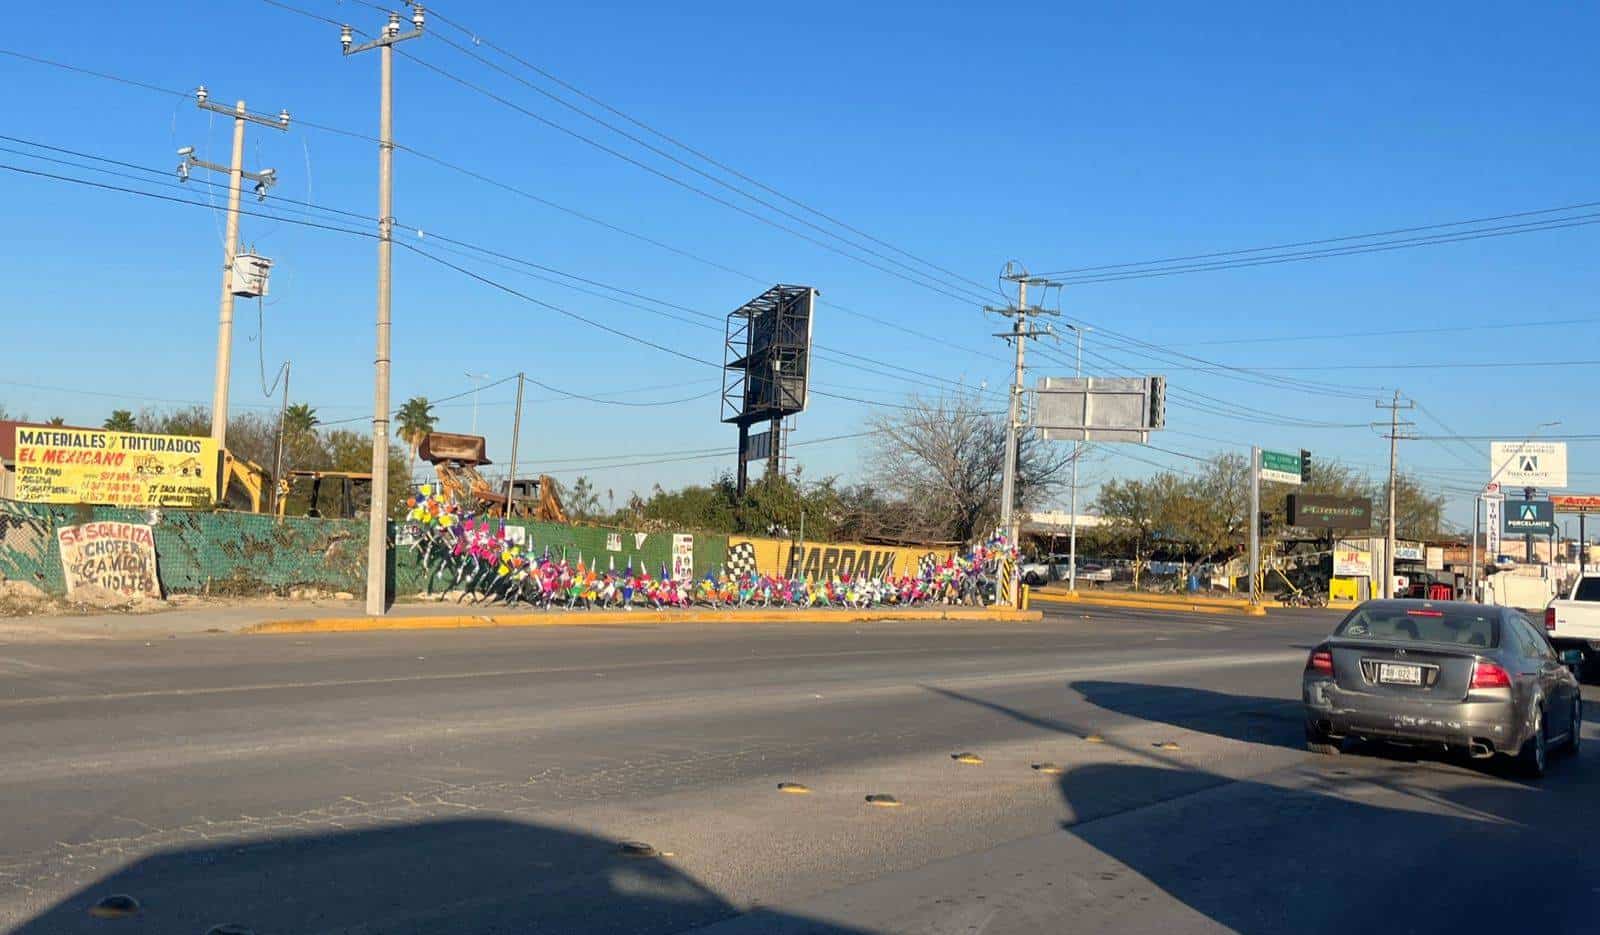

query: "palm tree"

left=46, top=416, right=66, bottom=427
left=103, top=409, right=136, bottom=432
left=282, top=403, right=319, bottom=436
left=394, top=396, right=437, bottom=481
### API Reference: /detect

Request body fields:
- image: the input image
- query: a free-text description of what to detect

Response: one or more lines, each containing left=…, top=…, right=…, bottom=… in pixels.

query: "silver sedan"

left=1302, top=599, right=1582, bottom=777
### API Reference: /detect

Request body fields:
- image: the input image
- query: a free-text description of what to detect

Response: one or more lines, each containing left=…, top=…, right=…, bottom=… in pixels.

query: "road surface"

left=0, top=605, right=1595, bottom=933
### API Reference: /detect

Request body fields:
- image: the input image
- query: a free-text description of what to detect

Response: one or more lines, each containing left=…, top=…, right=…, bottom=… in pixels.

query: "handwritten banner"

left=56, top=521, right=162, bottom=600
left=13, top=427, right=216, bottom=507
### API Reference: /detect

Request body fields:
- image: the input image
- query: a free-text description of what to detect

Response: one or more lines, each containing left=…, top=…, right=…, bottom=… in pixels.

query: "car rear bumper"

left=1302, top=679, right=1522, bottom=753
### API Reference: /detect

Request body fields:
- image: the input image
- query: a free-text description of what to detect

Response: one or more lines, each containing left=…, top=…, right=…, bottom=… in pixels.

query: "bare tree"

left=868, top=392, right=1073, bottom=544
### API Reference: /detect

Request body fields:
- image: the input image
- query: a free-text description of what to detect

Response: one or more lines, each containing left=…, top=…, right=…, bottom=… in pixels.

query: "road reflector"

left=1031, top=762, right=1064, bottom=774
left=89, top=894, right=141, bottom=919
left=618, top=841, right=659, bottom=858
left=777, top=782, right=811, bottom=794
left=865, top=794, right=903, bottom=807
left=1083, top=734, right=1105, bottom=744
left=1153, top=741, right=1181, bottom=751
left=951, top=752, right=984, bottom=765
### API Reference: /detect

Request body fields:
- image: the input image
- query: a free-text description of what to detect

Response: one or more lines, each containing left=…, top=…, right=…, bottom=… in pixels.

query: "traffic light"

left=1300, top=449, right=1312, bottom=481
left=1258, top=511, right=1272, bottom=538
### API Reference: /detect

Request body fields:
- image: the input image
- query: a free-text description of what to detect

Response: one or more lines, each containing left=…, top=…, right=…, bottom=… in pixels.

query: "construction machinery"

left=218, top=449, right=272, bottom=513
left=276, top=469, right=374, bottom=519
left=417, top=432, right=567, bottom=522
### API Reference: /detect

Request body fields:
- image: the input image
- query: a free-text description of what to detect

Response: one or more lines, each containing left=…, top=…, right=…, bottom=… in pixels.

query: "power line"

left=424, top=5, right=993, bottom=298
left=1187, top=316, right=1600, bottom=347
left=2, top=44, right=1008, bottom=366
left=1047, top=212, right=1600, bottom=287
left=1037, top=198, right=1600, bottom=277
left=416, top=29, right=995, bottom=307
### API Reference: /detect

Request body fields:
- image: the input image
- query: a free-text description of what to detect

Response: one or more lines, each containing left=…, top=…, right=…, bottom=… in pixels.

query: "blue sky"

left=2, top=1, right=1596, bottom=530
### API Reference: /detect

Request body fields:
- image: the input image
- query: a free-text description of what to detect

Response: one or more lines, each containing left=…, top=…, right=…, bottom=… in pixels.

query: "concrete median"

left=1031, top=588, right=1267, bottom=617
left=245, top=605, right=1043, bottom=635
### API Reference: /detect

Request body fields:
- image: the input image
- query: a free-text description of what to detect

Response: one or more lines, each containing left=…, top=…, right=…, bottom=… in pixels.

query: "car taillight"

left=1306, top=648, right=1334, bottom=676
left=1470, top=660, right=1511, bottom=689
left=1545, top=607, right=1557, bottom=632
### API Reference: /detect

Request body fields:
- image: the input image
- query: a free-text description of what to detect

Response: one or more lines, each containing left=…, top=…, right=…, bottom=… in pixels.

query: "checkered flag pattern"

left=918, top=553, right=940, bottom=577
left=725, top=541, right=758, bottom=578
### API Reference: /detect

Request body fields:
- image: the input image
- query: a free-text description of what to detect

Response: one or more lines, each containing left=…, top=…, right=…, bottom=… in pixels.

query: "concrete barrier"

left=246, top=606, right=1043, bottom=635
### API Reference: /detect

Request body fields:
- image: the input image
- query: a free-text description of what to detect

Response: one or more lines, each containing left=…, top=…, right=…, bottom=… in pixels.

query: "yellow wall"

left=730, top=536, right=953, bottom=579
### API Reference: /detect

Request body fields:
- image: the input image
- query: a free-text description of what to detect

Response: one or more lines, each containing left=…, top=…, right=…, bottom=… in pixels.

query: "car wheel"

left=1516, top=706, right=1548, bottom=778
left=1305, top=725, right=1341, bottom=756
left=1024, top=573, right=1043, bottom=587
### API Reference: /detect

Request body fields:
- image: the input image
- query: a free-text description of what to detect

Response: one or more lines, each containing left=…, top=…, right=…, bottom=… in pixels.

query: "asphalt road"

left=1, top=605, right=1596, bottom=934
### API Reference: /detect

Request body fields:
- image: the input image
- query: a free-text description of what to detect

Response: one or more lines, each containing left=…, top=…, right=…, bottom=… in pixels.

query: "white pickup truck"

left=1546, top=574, right=1600, bottom=681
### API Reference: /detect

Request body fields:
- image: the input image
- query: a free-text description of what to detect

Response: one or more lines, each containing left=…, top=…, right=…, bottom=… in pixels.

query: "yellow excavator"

left=418, top=432, right=567, bottom=522
left=217, top=449, right=272, bottom=513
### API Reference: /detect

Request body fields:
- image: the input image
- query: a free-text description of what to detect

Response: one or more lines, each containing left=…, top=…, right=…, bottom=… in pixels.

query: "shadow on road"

left=1054, top=760, right=1591, bottom=934
left=11, top=817, right=870, bottom=935
left=1071, top=680, right=1306, bottom=751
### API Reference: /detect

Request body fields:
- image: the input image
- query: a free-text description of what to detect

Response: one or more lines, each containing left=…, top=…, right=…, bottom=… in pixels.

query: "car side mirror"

left=1559, top=649, right=1584, bottom=667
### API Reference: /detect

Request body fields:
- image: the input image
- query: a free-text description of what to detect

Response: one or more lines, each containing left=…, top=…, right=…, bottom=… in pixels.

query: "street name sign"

left=1260, top=449, right=1303, bottom=485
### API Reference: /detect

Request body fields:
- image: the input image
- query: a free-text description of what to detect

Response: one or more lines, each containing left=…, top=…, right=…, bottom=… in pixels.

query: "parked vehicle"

left=1546, top=574, right=1600, bottom=683
left=1302, top=600, right=1582, bottom=777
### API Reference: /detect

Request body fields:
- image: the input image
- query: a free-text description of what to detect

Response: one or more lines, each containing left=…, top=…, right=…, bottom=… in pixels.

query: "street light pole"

left=1066, top=324, right=1087, bottom=592
left=465, top=370, right=490, bottom=435
left=344, top=7, right=424, bottom=617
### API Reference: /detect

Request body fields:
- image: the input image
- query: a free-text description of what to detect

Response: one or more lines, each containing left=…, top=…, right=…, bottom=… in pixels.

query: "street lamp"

left=465, top=371, right=490, bottom=435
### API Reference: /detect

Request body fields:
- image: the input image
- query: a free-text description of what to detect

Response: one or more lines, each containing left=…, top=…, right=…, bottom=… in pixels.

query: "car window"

left=1335, top=606, right=1498, bottom=647
left=1509, top=615, right=1555, bottom=661
left=1574, top=577, right=1600, bottom=601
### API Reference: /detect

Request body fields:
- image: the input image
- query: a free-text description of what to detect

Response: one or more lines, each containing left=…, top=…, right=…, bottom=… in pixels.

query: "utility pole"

left=178, top=87, right=289, bottom=453
left=1376, top=391, right=1415, bottom=600
left=271, top=361, right=291, bottom=516
left=344, top=6, right=425, bottom=617
left=504, top=373, right=525, bottom=515
left=1066, top=323, right=1088, bottom=591
left=988, top=263, right=1059, bottom=547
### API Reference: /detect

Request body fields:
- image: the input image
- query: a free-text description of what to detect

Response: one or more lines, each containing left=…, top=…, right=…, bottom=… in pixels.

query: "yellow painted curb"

left=1032, top=590, right=1267, bottom=617
left=245, top=606, right=1043, bottom=635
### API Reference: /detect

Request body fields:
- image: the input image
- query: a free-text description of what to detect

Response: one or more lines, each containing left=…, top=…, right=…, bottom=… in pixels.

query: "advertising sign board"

left=1333, top=541, right=1371, bottom=578
left=1551, top=494, right=1600, bottom=512
left=1286, top=494, right=1371, bottom=529
left=671, top=534, right=695, bottom=581
left=1504, top=499, right=1556, bottom=536
left=56, top=521, right=161, bottom=600
left=13, top=427, right=216, bottom=507
left=1485, top=497, right=1502, bottom=556
left=1490, top=441, right=1567, bottom=489
left=1394, top=542, right=1424, bottom=562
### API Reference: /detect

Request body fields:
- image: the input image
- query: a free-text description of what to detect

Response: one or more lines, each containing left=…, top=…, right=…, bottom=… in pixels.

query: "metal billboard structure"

left=1031, top=376, right=1166, bottom=442
left=722, top=285, right=815, bottom=494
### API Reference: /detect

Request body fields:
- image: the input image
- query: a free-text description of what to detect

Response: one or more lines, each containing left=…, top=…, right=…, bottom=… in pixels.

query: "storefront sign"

left=1286, top=494, right=1372, bottom=529
left=1333, top=541, right=1371, bottom=578
left=56, top=521, right=161, bottom=600
left=1485, top=497, right=1502, bottom=556
left=1394, top=542, right=1424, bottom=562
left=1551, top=494, right=1600, bottom=512
left=13, top=427, right=216, bottom=507
left=1425, top=547, right=1444, bottom=571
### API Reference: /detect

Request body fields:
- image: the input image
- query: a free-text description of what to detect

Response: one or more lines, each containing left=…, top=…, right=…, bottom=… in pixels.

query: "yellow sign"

left=731, top=536, right=952, bottom=579
left=13, top=427, right=216, bottom=507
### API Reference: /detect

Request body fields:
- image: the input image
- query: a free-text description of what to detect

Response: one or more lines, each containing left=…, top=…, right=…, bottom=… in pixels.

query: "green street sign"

left=1261, top=449, right=1303, bottom=485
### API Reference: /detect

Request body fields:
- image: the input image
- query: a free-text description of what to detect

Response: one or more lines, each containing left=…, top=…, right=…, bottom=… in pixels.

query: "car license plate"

left=1379, top=663, right=1423, bottom=685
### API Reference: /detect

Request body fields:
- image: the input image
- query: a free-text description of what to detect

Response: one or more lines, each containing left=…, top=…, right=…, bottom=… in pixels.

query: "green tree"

left=103, top=409, right=136, bottom=432
left=1095, top=475, right=1182, bottom=588
left=394, top=396, right=437, bottom=481
left=565, top=475, right=602, bottom=521
left=46, top=416, right=66, bottom=427
left=282, top=403, right=319, bottom=436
